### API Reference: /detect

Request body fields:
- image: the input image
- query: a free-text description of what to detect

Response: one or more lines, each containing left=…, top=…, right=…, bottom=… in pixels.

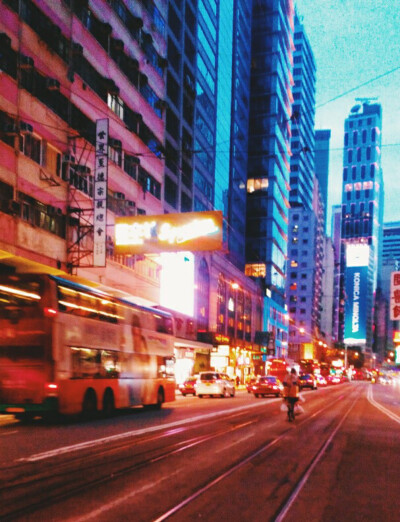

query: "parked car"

left=178, top=377, right=197, bottom=396
left=251, top=376, right=283, bottom=398
left=196, top=372, right=236, bottom=398
left=298, top=373, right=318, bottom=390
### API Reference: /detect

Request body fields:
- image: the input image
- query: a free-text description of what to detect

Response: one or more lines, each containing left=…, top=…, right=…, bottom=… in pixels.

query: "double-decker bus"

left=0, top=273, right=175, bottom=420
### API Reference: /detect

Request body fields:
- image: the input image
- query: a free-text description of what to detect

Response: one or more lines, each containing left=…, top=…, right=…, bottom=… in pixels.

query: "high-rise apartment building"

left=340, top=101, right=384, bottom=351
left=379, top=221, right=400, bottom=356
left=315, top=129, right=331, bottom=233
left=285, top=12, right=326, bottom=361
left=0, top=0, right=168, bottom=303
left=331, top=204, right=342, bottom=342
left=246, top=0, right=295, bottom=357
left=289, top=13, right=315, bottom=210
left=164, top=0, right=263, bottom=381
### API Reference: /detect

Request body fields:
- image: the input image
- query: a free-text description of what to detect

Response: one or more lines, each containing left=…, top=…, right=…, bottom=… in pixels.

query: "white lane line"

left=368, top=385, right=400, bottom=425
left=18, top=400, right=279, bottom=463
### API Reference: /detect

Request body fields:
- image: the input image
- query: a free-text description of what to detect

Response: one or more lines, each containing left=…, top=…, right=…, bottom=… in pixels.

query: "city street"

left=1, top=381, right=400, bottom=521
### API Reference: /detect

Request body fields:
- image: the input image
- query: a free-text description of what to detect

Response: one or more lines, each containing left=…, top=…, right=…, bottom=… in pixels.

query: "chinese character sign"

left=94, top=119, right=108, bottom=266
left=390, top=271, right=400, bottom=320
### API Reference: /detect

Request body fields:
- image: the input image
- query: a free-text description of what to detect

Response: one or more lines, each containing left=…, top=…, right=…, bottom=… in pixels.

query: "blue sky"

left=295, top=0, right=400, bottom=234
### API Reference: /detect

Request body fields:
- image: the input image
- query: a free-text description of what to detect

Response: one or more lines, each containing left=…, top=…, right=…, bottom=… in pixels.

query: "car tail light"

left=45, top=383, right=58, bottom=391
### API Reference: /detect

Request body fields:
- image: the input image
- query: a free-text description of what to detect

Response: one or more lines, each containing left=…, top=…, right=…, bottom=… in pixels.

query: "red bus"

left=267, top=358, right=290, bottom=382
left=0, top=273, right=176, bottom=420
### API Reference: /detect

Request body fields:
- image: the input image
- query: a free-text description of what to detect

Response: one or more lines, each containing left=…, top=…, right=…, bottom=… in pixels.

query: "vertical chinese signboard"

left=94, top=119, right=108, bottom=266
left=390, top=271, right=400, bottom=320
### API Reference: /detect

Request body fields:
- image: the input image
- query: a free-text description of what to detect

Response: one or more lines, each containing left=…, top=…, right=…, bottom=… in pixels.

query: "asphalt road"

left=1, top=381, right=400, bottom=521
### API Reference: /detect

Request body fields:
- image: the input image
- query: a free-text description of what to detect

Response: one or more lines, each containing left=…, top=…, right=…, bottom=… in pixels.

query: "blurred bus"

left=0, top=273, right=175, bottom=420
left=267, top=358, right=290, bottom=381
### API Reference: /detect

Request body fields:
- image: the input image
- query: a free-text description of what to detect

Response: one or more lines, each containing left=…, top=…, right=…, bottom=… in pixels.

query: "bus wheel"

left=155, top=388, right=164, bottom=410
left=82, top=389, right=97, bottom=418
left=102, top=389, right=115, bottom=417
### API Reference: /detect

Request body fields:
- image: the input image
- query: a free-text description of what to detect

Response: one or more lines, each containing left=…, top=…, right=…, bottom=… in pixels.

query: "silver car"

left=196, top=372, right=236, bottom=398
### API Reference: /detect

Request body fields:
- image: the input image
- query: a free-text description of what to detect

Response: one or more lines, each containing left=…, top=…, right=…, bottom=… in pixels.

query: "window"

left=370, top=164, right=375, bottom=178
left=352, top=166, right=356, bottom=180
left=347, top=149, right=352, bottom=163
left=366, top=146, right=371, bottom=160
left=353, top=131, right=357, bottom=145
left=108, top=145, right=122, bottom=167
left=371, top=128, right=376, bottom=142
left=361, top=165, right=366, bottom=179
left=357, top=148, right=361, bottom=162
left=362, top=129, right=367, bottom=143
left=45, top=145, right=61, bottom=177
left=343, top=167, right=348, bottom=181
left=344, top=132, right=348, bottom=146
left=108, top=93, right=124, bottom=119
left=124, top=154, right=139, bottom=179
left=19, top=133, right=42, bottom=164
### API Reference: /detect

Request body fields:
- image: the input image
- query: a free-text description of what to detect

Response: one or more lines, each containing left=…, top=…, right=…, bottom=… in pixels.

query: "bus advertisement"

left=0, top=273, right=176, bottom=420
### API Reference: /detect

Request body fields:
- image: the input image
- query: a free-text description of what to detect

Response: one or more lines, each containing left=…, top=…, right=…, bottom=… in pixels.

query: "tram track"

left=0, top=385, right=359, bottom=521
left=152, top=384, right=363, bottom=522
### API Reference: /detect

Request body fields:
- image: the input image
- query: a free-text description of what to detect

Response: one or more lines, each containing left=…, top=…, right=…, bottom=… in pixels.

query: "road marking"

left=18, top=399, right=281, bottom=463
left=0, top=430, right=18, bottom=436
left=368, top=385, right=400, bottom=425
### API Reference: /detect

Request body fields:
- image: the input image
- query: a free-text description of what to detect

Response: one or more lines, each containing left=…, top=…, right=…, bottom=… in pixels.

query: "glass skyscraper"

left=340, top=101, right=384, bottom=350
left=246, top=0, right=295, bottom=356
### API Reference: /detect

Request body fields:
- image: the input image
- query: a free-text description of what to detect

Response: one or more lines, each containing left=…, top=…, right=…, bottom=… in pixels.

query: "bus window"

left=0, top=279, right=43, bottom=320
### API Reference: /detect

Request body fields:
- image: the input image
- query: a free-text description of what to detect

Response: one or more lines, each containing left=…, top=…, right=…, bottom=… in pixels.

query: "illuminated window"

left=245, top=263, right=266, bottom=277
left=247, top=178, right=269, bottom=193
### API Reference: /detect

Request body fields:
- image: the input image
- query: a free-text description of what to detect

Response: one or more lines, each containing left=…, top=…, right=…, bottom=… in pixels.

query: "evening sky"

left=295, top=0, right=400, bottom=234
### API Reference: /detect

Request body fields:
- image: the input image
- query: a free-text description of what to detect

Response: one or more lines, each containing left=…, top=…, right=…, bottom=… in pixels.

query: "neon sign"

left=115, top=211, right=223, bottom=254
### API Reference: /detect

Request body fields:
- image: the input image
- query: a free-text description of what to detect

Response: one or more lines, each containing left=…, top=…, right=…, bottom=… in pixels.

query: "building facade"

left=314, top=129, right=331, bottom=233
left=340, top=101, right=384, bottom=352
left=246, top=0, right=295, bottom=357
left=0, top=0, right=264, bottom=385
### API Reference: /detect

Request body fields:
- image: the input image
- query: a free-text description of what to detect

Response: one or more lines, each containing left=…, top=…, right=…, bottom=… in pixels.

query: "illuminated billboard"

left=344, top=264, right=368, bottom=345
left=114, top=211, right=223, bottom=255
left=160, top=252, right=194, bottom=316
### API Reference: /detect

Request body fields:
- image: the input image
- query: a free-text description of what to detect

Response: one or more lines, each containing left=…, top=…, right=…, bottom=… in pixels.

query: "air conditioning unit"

left=114, top=192, right=125, bottom=200
left=20, top=55, right=34, bottom=68
left=109, top=138, right=122, bottom=149
left=125, top=200, right=135, bottom=208
left=20, top=121, right=33, bottom=133
left=46, top=78, right=60, bottom=91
